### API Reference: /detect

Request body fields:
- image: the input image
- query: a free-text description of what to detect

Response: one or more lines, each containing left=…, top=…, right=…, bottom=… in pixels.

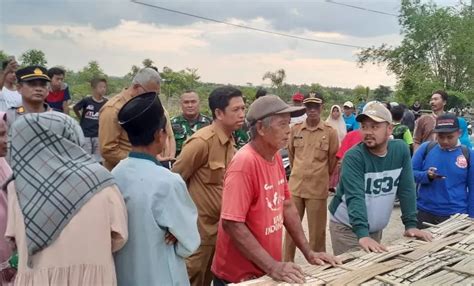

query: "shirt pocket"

left=293, top=137, right=304, bottom=148
left=314, top=140, right=329, bottom=162
left=205, top=161, right=226, bottom=185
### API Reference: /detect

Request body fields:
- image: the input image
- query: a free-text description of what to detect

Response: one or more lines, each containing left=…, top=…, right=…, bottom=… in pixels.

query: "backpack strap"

left=423, top=141, right=470, bottom=169
left=422, top=141, right=438, bottom=162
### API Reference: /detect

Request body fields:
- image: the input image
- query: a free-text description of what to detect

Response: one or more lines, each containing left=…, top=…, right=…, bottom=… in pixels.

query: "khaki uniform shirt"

left=99, top=89, right=174, bottom=171
left=288, top=120, right=339, bottom=199
left=172, top=124, right=235, bottom=245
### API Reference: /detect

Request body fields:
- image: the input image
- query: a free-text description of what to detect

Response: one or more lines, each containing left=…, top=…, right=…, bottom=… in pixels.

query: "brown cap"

left=303, top=92, right=323, bottom=104
left=246, top=95, right=306, bottom=124
left=356, top=101, right=392, bottom=123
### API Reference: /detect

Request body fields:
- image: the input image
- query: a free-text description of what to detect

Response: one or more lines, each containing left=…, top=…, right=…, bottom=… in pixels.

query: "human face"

left=305, top=103, right=322, bottom=120
left=0, top=122, right=7, bottom=157
left=437, top=131, right=460, bottom=150
left=50, top=74, right=64, bottom=91
left=430, top=93, right=446, bottom=112
left=331, top=106, right=340, bottom=120
left=259, top=114, right=291, bottom=151
left=180, top=92, right=199, bottom=119
left=18, top=80, right=49, bottom=104
left=5, top=71, right=16, bottom=85
left=360, top=118, right=393, bottom=150
left=343, top=106, right=352, bottom=117
left=93, top=81, right=107, bottom=97
left=215, top=96, right=245, bottom=131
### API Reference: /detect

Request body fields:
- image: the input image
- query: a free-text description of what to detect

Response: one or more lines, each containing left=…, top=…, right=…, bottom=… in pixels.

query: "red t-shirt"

left=336, top=130, right=362, bottom=159
left=211, top=144, right=291, bottom=283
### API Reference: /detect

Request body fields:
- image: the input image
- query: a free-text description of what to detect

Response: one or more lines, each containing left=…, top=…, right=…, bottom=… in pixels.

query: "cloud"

left=2, top=17, right=397, bottom=88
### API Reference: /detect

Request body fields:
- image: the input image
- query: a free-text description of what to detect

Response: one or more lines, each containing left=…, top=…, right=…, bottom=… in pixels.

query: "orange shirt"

left=212, top=144, right=290, bottom=283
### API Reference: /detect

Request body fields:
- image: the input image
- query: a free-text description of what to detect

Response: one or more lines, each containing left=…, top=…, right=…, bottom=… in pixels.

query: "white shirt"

left=290, top=113, right=307, bottom=127
left=0, top=87, right=22, bottom=112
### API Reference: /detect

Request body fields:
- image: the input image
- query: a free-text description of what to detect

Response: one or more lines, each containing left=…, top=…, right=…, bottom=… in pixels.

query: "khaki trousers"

left=329, top=220, right=383, bottom=255
left=283, top=196, right=327, bottom=262
left=186, top=244, right=215, bottom=286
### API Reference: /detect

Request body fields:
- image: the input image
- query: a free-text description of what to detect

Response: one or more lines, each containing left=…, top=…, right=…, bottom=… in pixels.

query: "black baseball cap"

left=433, top=113, right=460, bottom=133
left=118, top=92, right=165, bottom=136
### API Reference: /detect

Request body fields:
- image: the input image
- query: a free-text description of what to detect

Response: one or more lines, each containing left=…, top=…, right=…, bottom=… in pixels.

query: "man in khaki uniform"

left=283, top=92, right=339, bottom=261
left=99, top=68, right=175, bottom=171
left=172, top=86, right=245, bottom=286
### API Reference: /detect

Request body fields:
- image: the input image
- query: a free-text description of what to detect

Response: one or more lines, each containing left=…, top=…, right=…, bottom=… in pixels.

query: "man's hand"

left=404, top=228, right=433, bottom=242
left=268, top=261, right=305, bottom=284
left=164, top=232, right=177, bottom=245
left=358, top=237, right=388, bottom=253
left=3, top=59, right=18, bottom=75
left=305, top=251, right=342, bottom=266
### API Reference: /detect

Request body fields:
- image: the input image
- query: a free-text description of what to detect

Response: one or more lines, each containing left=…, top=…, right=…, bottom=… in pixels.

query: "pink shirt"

left=212, top=144, right=290, bottom=283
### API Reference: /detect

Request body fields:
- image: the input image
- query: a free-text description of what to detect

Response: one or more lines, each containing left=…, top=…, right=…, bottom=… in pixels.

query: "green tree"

left=358, top=0, right=474, bottom=104
left=142, top=58, right=154, bottom=68
left=19, top=49, right=48, bottom=66
left=373, top=85, right=392, bottom=101
left=0, top=51, right=9, bottom=65
left=262, top=69, right=286, bottom=96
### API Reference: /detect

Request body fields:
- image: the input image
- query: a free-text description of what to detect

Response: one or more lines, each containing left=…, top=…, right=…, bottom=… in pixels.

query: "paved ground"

left=293, top=198, right=403, bottom=264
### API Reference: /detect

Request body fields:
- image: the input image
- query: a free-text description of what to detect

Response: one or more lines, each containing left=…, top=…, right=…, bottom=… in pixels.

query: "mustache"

left=364, top=136, right=375, bottom=140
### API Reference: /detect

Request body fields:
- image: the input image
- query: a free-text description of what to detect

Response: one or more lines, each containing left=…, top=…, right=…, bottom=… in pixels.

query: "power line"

left=131, top=0, right=367, bottom=49
left=325, top=0, right=399, bottom=17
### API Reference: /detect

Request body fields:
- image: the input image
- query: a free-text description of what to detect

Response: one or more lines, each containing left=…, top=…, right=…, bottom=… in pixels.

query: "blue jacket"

left=412, top=142, right=474, bottom=217
left=343, top=114, right=359, bottom=132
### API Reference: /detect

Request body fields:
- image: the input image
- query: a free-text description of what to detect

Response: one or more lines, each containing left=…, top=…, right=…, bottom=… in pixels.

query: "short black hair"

left=208, top=86, right=242, bottom=119
left=255, top=88, right=267, bottom=99
left=390, top=105, right=405, bottom=122
left=47, top=67, right=65, bottom=79
left=432, top=90, right=448, bottom=102
left=90, top=77, right=107, bottom=88
left=384, top=102, right=391, bottom=111
left=128, top=115, right=167, bottom=146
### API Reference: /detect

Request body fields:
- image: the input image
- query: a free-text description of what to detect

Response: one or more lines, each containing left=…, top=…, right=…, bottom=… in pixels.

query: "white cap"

left=343, top=101, right=354, bottom=108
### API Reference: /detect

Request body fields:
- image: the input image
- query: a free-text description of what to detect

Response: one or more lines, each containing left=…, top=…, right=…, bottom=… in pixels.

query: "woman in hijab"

left=326, top=105, right=347, bottom=192
left=5, top=112, right=128, bottom=286
left=0, top=112, right=14, bottom=285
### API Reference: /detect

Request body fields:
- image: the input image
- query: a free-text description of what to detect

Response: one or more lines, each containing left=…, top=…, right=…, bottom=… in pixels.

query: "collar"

left=212, top=123, right=232, bottom=145
left=301, top=120, right=324, bottom=131
left=129, top=151, right=160, bottom=166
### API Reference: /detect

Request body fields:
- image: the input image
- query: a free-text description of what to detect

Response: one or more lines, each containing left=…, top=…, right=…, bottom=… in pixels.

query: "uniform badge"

left=16, top=106, right=25, bottom=114
left=33, top=68, right=43, bottom=75
left=456, top=155, right=468, bottom=168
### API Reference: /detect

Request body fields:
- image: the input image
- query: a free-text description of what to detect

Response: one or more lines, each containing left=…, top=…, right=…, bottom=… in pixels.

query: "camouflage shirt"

left=171, top=114, right=212, bottom=155
left=232, top=122, right=250, bottom=149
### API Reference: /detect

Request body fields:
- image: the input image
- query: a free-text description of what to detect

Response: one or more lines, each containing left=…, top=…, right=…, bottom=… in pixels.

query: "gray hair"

left=249, top=116, right=274, bottom=140
left=132, top=68, right=161, bottom=86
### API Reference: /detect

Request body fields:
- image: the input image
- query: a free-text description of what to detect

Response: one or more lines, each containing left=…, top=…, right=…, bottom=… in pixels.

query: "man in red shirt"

left=211, top=95, right=341, bottom=285
left=46, top=67, right=71, bottom=114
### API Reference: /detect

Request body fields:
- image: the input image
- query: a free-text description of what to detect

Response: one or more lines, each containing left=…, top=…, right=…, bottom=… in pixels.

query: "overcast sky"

left=0, top=0, right=460, bottom=88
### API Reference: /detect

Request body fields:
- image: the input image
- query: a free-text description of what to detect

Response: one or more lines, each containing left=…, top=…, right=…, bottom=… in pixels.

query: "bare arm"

left=63, top=100, right=70, bottom=115
left=222, top=219, right=305, bottom=283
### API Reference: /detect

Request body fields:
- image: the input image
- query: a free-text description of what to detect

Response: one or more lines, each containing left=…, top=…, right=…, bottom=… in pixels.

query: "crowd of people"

left=0, top=57, right=472, bottom=286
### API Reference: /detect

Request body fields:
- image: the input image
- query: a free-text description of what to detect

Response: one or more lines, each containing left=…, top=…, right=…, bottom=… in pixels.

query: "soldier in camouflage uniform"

left=171, top=91, right=212, bottom=156
left=232, top=122, right=250, bottom=149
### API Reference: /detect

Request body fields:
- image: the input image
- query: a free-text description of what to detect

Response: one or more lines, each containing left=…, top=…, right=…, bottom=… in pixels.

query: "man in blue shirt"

left=342, top=101, right=359, bottom=132
left=412, top=113, right=474, bottom=228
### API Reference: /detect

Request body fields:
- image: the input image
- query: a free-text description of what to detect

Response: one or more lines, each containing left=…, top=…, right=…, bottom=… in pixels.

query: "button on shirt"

left=172, top=124, right=235, bottom=245
left=288, top=120, right=339, bottom=199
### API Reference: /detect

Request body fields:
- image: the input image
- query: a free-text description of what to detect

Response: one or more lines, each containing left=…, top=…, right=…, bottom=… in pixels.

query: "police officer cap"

left=15, top=66, right=50, bottom=82
left=118, top=92, right=165, bottom=136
